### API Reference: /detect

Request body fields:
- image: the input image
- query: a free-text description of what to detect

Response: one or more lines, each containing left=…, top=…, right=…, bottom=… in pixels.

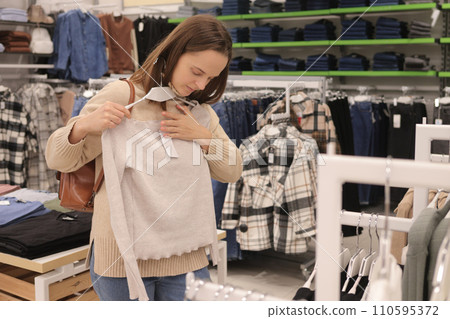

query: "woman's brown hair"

left=129, top=14, right=232, bottom=105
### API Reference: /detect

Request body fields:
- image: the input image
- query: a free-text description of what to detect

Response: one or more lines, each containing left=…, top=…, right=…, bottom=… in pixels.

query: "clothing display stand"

left=0, top=245, right=92, bottom=301
left=413, top=124, right=450, bottom=216
left=316, top=155, right=450, bottom=301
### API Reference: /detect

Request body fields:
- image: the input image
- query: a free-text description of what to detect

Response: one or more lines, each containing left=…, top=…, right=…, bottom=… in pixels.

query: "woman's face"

left=170, top=50, right=228, bottom=97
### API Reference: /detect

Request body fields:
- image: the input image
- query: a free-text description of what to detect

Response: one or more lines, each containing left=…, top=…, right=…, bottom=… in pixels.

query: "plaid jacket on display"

left=221, top=124, right=318, bottom=254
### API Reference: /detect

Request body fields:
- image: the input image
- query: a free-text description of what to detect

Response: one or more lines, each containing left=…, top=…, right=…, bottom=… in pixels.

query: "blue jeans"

left=89, top=247, right=211, bottom=301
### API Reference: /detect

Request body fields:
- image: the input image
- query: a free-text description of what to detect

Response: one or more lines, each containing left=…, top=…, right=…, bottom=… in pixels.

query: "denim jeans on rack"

left=278, top=28, right=303, bottom=41
left=370, top=0, right=403, bottom=5
left=229, top=27, right=250, bottom=43
left=306, top=0, right=336, bottom=10
left=350, top=101, right=375, bottom=205
left=339, top=53, right=370, bottom=70
left=279, top=58, right=305, bottom=71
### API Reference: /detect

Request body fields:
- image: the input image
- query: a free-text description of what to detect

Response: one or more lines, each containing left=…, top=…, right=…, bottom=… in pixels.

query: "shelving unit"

left=0, top=20, right=54, bottom=29
left=242, top=70, right=437, bottom=77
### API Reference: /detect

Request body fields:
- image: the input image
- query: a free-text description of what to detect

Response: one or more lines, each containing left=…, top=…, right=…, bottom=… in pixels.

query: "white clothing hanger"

left=342, top=212, right=366, bottom=292
left=353, top=86, right=372, bottom=102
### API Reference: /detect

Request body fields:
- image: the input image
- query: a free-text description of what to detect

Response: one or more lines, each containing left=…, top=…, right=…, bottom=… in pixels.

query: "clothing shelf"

left=236, top=38, right=437, bottom=48
left=0, top=64, right=54, bottom=69
left=168, top=3, right=437, bottom=24
left=0, top=52, right=52, bottom=58
left=440, top=37, right=450, bottom=44
left=241, top=71, right=437, bottom=77
left=0, top=20, right=55, bottom=29
left=438, top=72, right=450, bottom=77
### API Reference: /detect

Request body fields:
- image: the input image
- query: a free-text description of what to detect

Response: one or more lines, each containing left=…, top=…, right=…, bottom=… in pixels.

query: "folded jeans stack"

left=373, top=51, right=405, bottom=70
left=375, top=17, right=408, bottom=39
left=306, top=0, right=338, bottom=10
left=339, top=53, right=370, bottom=71
left=229, top=27, right=250, bottom=43
left=278, top=58, right=305, bottom=71
left=304, top=19, right=336, bottom=41
left=230, top=56, right=253, bottom=71
left=409, top=20, right=431, bottom=38
left=341, top=18, right=373, bottom=39
left=278, top=28, right=303, bottom=41
left=370, top=0, right=404, bottom=5
left=253, top=53, right=281, bottom=71
left=285, top=0, right=304, bottom=12
left=251, top=0, right=283, bottom=13
left=404, top=55, right=431, bottom=71
left=197, top=6, right=222, bottom=16
left=250, top=24, right=282, bottom=42
left=339, top=0, right=368, bottom=8
left=306, top=54, right=337, bottom=70
left=0, top=30, right=31, bottom=53
left=222, top=0, right=250, bottom=15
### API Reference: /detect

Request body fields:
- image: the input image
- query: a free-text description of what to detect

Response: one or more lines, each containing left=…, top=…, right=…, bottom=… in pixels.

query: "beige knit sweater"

left=45, top=80, right=242, bottom=279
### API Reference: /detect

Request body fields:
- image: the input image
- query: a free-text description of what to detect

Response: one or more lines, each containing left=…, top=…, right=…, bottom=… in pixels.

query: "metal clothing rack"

left=227, top=76, right=327, bottom=122
left=315, top=155, right=450, bottom=301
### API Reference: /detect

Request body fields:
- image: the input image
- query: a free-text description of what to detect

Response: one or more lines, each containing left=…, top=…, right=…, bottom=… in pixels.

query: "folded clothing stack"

left=250, top=24, right=282, bottom=42
left=285, top=0, right=304, bottom=12
left=304, top=19, right=336, bottom=41
left=230, top=56, right=253, bottom=71
left=222, top=0, right=250, bottom=15
left=404, top=55, right=431, bottom=71
left=373, top=51, right=405, bottom=70
left=251, top=0, right=283, bottom=13
left=0, top=31, right=31, bottom=53
left=0, top=196, right=50, bottom=228
left=339, top=0, right=369, bottom=8
left=338, top=53, right=370, bottom=71
left=229, top=27, right=250, bottom=43
left=278, top=28, right=303, bottom=41
left=409, top=20, right=431, bottom=38
left=370, top=0, right=404, bottom=5
left=306, top=0, right=338, bottom=10
left=253, top=53, right=281, bottom=71
left=0, top=211, right=92, bottom=259
left=176, top=5, right=198, bottom=17
left=306, top=54, right=337, bottom=70
left=341, top=18, right=373, bottom=39
left=375, top=17, right=408, bottom=39
left=278, top=58, right=305, bottom=71
left=0, top=8, right=27, bottom=22
left=197, top=6, right=222, bottom=16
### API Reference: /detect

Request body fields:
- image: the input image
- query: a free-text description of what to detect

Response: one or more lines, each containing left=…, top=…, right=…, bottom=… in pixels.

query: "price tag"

left=268, top=152, right=274, bottom=164
left=435, top=118, right=443, bottom=125
left=0, top=200, right=10, bottom=206
left=393, top=114, right=401, bottom=128
left=0, top=101, right=5, bottom=109
left=139, top=22, right=144, bottom=32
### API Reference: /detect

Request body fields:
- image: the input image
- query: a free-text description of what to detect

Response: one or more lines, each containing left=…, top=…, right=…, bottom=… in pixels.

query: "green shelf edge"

left=329, top=3, right=436, bottom=14
left=240, top=41, right=331, bottom=48
left=442, top=4, right=450, bottom=10
left=438, top=72, right=450, bottom=77
left=235, top=38, right=436, bottom=48
left=242, top=71, right=437, bottom=77
left=440, top=38, right=450, bottom=44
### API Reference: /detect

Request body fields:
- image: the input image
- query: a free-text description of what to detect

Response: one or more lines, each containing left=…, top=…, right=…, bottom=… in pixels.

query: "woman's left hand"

left=161, top=105, right=212, bottom=149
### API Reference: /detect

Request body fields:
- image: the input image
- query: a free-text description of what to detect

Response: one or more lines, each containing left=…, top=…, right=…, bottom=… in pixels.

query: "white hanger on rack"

left=439, top=87, right=450, bottom=105
left=354, top=86, right=372, bottom=102
left=397, top=86, right=414, bottom=105
left=348, top=213, right=378, bottom=294
left=364, top=157, right=403, bottom=301
left=341, top=212, right=367, bottom=292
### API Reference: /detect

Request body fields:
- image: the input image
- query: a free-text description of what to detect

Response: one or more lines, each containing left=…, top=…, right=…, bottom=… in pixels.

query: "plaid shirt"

left=0, top=89, right=38, bottom=187
left=17, top=83, right=63, bottom=192
left=260, top=92, right=339, bottom=153
left=221, top=124, right=318, bottom=254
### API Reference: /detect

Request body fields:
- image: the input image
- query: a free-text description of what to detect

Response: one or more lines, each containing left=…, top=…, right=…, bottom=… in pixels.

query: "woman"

left=45, top=15, right=242, bottom=301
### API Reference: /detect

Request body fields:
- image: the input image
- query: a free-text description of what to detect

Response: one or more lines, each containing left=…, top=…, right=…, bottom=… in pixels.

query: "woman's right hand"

left=68, top=101, right=131, bottom=144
